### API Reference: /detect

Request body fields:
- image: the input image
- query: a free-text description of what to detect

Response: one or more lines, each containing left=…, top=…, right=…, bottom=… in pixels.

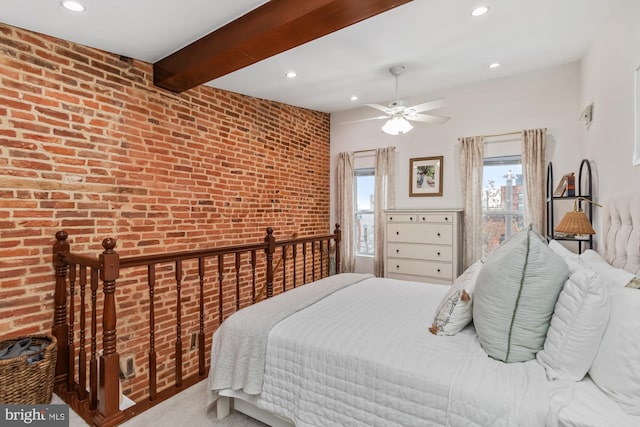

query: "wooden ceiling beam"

left=153, top=0, right=412, bottom=93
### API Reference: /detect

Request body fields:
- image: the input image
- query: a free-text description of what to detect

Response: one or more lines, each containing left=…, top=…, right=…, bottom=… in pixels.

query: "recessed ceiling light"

left=61, top=1, right=85, bottom=12
left=488, top=62, right=501, bottom=69
left=471, top=6, right=489, bottom=17
left=350, top=95, right=358, bottom=101
left=285, top=71, right=297, bottom=78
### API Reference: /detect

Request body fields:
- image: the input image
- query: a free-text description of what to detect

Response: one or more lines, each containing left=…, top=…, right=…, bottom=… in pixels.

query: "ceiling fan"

left=347, top=66, right=450, bottom=135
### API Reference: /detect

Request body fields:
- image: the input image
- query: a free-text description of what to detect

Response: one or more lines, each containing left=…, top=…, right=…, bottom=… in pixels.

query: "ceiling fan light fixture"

left=382, top=116, right=413, bottom=135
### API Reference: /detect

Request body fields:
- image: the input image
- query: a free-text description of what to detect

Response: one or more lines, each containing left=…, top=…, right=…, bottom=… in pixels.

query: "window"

left=482, top=155, right=525, bottom=257
left=354, top=167, right=375, bottom=256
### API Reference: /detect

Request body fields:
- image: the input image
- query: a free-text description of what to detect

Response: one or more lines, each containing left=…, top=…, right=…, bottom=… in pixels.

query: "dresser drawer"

left=386, top=223, right=453, bottom=244
left=386, top=259, right=453, bottom=280
left=386, top=213, right=456, bottom=223
left=387, top=243, right=453, bottom=262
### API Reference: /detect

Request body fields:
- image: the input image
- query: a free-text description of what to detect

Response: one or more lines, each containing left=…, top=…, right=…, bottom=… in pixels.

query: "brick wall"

left=0, top=24, right=330, bottom=399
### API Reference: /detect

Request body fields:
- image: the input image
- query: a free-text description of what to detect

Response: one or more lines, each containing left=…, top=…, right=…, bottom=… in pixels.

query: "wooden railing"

left=52, top=226, right=341, bottom=427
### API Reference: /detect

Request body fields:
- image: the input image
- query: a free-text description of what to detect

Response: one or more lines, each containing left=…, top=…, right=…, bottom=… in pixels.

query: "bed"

left=207, top=193, right=640, bottom=427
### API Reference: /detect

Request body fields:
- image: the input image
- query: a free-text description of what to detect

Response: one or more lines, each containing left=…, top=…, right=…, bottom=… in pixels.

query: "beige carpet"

left=54, top=380, right=267, bottom=427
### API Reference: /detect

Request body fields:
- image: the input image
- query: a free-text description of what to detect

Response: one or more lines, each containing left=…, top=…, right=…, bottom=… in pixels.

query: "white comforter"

left=249, top=277, right=563, bottom=427
left=208, top=273, right=374, bottom=397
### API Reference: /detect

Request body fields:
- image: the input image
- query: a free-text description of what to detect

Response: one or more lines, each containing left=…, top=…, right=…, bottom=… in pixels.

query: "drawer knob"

left=445, top=217, right=449, bottom=221
left=437, top=233, right=441, bottom=237
left=437, top=252, right=441, bottom=256
left=396, top=231, right=399, bottom=235
left=410, top=216, right=413, bottom=221
left=390, top=217, right=393, bottom=220
left=396, top=249, right=399, bottom=253
left=422, top=217, right=426, bottom=221
left=396, top=265, right=400, bottom=269
left=437, top=268, right=441, bottom=273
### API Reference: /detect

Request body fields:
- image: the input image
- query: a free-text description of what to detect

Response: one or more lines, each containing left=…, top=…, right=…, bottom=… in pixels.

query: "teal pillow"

left=472, top=225, right=569, bottom=362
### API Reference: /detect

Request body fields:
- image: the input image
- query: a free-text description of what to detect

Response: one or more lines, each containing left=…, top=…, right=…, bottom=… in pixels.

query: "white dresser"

left=384, top=209, right=463, bottom=284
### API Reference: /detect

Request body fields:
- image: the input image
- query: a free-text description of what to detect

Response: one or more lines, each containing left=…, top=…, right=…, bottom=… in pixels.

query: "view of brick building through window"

left=355, top=168, right=375, bottom=256
left=482, top=162, right=525, bottom=257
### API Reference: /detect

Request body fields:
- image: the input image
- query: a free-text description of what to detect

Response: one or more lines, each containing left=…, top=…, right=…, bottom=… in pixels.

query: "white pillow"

left=548, top=239, right=580, bottom=264
left=580, top=249, right=639, bottom=288
left=536, top=268, right=609, bottom=381
left=589, top=288, right=640, bottom=415
left=430, top=260, right=483, bottom=336
left=473, top=225, right=569, bottom=362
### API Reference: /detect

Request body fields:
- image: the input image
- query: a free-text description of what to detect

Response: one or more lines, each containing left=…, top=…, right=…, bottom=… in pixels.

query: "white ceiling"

left=0, top=0, right=619, bottom=113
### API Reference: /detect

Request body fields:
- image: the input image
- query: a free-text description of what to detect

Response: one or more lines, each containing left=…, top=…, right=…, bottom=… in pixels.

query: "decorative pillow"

left=627, top=277, right=640, bottom=289
left=473, top=225, right=569, bottom=363
left=580, top=250, right=639, bottom=288
left=548, top=239, right=580, bottom=264
left=536, top=268, right=608, bottom=381
left=430, top=260, right=483, bottom=336
left=589, top=288, right=640, bottom=415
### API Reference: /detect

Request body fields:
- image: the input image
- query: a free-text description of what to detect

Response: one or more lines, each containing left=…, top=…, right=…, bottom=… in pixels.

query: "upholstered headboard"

left=601, top=193, right=640, bottom=275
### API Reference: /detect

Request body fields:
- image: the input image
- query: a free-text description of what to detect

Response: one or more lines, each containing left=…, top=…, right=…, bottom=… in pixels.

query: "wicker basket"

left=0, top=334, right=57, bottom=404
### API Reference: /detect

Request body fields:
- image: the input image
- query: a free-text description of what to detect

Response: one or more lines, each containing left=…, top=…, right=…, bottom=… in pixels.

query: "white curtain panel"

left=458, top=136, right=484, bottom=269
left=522, top=129, right=547, bottom=234
left=336, top=152, right=355, bottom=272
left=374, top=146, right=396, bottom=277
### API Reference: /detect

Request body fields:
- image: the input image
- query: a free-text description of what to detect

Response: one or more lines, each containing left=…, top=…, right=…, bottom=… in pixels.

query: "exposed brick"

left=0, top=22, right=330, bottom=403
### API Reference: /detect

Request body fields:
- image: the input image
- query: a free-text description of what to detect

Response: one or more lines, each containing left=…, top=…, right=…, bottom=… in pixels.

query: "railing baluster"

left=282, top=245, right=287, bottom=292
left=98, top=238, right=120, bottom=421
left=251, top=250, right=257, bottom=303
left=302, top=242, right=307, bottom=284
left=292, top=243, right=297, bottom=288
left=198, top=258, right=206, bottom=377
left=68, top=263, right=76, bottom=391
left=334, top=224, right=342, bottom=274
left=148, top=264, right=157, bottom=401
left=218, top=254, right=224, bottom=325
left=52, top=231, right=69, bottom=387
left=175, top=260, right=183, bottom=388
left=90, top=268, right=98, bottom=411
left=326, top=238, right=331, bottom=277
left=319, top=241, right=324, bottom=278
left=265, top=228, right=275, bottom=298
left=312, top=241, right=316, bottom=282
left=78, top=266, right=87, bottom=401
left=235, top=253, right=241, bottom=311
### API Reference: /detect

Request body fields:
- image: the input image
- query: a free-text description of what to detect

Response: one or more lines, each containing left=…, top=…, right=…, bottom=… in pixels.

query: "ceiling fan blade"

left=407, top=113, right=450, bottom=124
left=365, top=103, right=393, bottom=114
left=406, top=98, right=446, bottom=113
left=342, top=115, right=389, bottom=124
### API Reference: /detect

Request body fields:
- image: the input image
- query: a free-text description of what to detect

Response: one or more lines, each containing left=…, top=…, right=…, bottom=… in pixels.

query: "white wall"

left=579, top=0, right=640, bottom=237
left=330, top=62, right=584, bottom=229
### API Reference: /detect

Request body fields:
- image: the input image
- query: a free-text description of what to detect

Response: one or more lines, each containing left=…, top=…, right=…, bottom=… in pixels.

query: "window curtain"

left=458, top=136, right=484, bottom=269
left=336, top=152, right=355, bottom=272
left=522, top=128, right=546, bottom=233
left=373, top=146, right=396, bottom=277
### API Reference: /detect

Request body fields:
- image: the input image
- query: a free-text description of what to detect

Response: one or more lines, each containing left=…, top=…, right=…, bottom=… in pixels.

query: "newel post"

left=97, top=237, right=122, bottom=425
left=52, top=231, right=70, bottom=385
left=334, top=224, right=341, bottom=275
left=265, top=227, right=275, bottom=298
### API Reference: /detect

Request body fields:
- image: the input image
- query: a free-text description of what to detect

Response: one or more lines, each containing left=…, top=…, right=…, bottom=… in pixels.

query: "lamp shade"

left=381, top=116, right=413, bottom=135
left=555, top=210, right=595, bottom=235
left=554, top=197, right=601, bottom=235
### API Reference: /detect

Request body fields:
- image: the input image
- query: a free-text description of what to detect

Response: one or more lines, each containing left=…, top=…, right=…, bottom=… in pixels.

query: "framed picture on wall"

left=409, top=156, right=443, bottom=197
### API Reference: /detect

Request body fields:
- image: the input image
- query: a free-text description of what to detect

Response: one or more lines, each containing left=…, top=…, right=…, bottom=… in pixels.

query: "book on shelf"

left=566, top=172, right=575, bottom=197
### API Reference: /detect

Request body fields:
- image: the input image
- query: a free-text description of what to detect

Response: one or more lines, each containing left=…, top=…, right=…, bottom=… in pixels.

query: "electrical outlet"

left=119, top=355, right=136, bottom=379
left=189, top=333, right=197, bottom=351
